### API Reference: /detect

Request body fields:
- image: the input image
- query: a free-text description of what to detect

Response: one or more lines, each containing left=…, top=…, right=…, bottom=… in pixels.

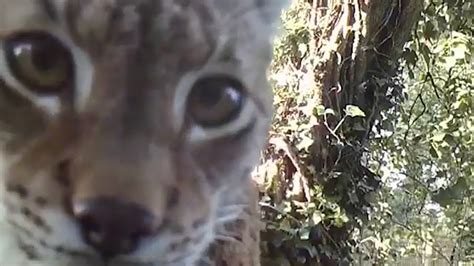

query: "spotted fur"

left=0, top=0, right=286, bottom=265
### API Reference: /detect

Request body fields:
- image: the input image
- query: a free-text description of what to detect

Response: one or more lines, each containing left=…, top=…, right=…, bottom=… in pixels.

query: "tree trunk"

left=257, top=0, right=423, bottom=265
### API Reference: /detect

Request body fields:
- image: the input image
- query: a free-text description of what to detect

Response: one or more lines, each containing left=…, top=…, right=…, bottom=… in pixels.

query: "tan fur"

left=0, top=1, right=286, bottom=265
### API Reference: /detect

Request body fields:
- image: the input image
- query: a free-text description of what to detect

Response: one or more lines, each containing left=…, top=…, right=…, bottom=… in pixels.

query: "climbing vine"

left=257, top=0, right=472, bottom=264
left=252, top=0, right=434, bottom=264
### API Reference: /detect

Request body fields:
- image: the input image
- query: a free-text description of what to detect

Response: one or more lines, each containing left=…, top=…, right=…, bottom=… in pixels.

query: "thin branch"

left=403, top=92, right=426, bottom=141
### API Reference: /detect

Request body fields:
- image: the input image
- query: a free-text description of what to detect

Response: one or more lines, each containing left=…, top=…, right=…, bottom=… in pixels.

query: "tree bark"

left=258, top=0, right=423, bottom=265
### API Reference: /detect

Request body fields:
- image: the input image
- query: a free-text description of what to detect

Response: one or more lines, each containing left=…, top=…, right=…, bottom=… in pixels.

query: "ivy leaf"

left=345, top=105, right=366, bottom=117
left=315, top=105, right=325, bottom=116
left=311, top=211, right=323, bottom=225
left=324, top=108, right=336, bottom=116
left=402, top=48, right=418, bottom=66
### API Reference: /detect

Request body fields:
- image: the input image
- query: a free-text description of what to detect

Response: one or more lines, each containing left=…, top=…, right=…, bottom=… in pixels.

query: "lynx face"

left=0, top=1, right=284, bottom=265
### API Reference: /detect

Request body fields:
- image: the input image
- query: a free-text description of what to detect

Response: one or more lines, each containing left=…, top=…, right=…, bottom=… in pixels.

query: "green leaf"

left=429, top=144, right=440, bottom=158
left=311, top=211, right=323, bottom=225
left=444, top=134, right=457, bottom=146
left=324, top=108, right=336, bottom=116
left=431, top=132, right=446, bottom=142
left=299, top=228, right=310, bottom=240
left=296, top=135, right=313, bottom=150
left=345, top=105, right=366, bottom=117
left=314, top=105, right=325, bottom=116
left=419, top=42, right=431, bottom=67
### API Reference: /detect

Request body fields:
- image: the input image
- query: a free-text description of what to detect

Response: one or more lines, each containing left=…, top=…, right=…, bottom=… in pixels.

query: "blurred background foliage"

left=256, top=0, right=473, bottom=265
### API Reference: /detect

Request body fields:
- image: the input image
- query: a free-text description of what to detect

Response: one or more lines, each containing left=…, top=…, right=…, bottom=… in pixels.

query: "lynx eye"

left=187, top=76, right=246, bottom=127
left=4, top=32, right=74, bottom=94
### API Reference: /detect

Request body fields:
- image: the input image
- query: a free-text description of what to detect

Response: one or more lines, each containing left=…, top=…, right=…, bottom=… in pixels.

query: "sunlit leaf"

left=345, top=105, right=366, bottom=117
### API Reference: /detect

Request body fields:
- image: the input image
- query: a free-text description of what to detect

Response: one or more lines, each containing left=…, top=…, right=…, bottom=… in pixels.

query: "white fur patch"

left=69, top=45, right=94, bottom=111
left=0, top=153, right=39, bottom=266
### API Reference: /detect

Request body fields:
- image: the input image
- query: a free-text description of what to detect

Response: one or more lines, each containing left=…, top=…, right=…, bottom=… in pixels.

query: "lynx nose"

left=72, top=197, right=158, bottom=259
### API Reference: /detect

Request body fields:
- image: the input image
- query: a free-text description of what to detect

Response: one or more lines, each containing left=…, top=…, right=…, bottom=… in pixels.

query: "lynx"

left=0, top=0, right=285, bottom=265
